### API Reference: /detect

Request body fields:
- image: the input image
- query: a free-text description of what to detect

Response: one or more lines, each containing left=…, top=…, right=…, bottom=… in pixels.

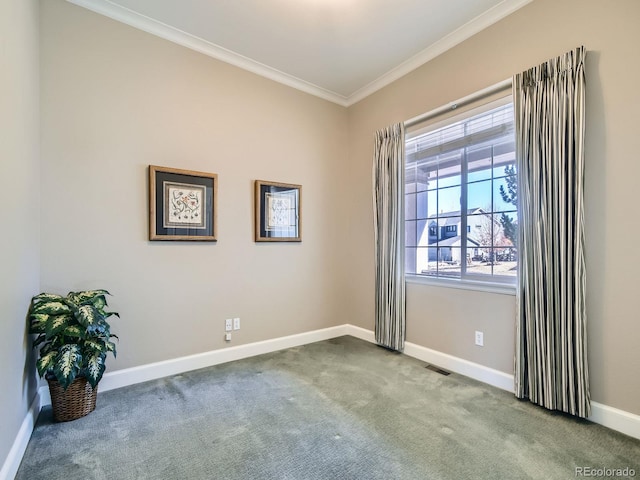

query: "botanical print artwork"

left=265, top=192, right=294, bottom=231
left=254, top=180, right=300, bottom=242
left=150, top=165, right=217, bottom=241
left=163, top=182, right=206, bottom=229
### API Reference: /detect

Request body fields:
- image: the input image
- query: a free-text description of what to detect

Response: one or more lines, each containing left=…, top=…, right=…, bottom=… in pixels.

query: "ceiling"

left=67, top=0, right=531, bottom=106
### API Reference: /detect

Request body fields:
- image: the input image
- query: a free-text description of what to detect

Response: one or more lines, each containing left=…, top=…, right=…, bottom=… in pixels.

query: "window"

left=404, top=98, right=517, bottom=284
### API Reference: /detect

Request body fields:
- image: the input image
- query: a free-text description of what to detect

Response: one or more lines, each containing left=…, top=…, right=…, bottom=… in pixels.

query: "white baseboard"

left=345, top=324, right=514, bottom=392
left=590, top=401, right=640, bottom=440
left=345, top=324, right=376, bottom=343
left=345, top=325, right=640, bottom=440
left=404, top=340, right=516, bottom=393
left=6, top=323, right=639, bottom=480
left=39, top=325, right=349, bottom=406
left=0, top=392, right=41, bottom=480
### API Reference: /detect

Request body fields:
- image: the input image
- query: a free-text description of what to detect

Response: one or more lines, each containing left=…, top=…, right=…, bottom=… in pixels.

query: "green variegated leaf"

left=37, top=350, right=57, bottom=377
left=32, top=301, right=71, bottom=315
left=32, top=293, right=64, bottom=303
left=83, top=339, right=106, bottom=352
left=66, top=292, right=81, bottom=305
left=45, top=313, right=73, bottom=339
left=87, top=323, right=107, bottom=337
left=66, top=292, right=78, bottom=304
left=48, top=336, right=66, bottom=351
left=106, top=340, right=117, bottom=357
left=91, top=295, right=106, bottom=310
left=68, top=290, right=110, bottom=304
left=28, top=313, right=49, bottom=334
left=76, top=304, right=100, bottom=327
left=39, top=341, right=54, bottom=355
left=85, top=352, right=106, bottom=388
left=62, top=325, right=84, bottom=338
left=53, top=344, right=82, bottom=390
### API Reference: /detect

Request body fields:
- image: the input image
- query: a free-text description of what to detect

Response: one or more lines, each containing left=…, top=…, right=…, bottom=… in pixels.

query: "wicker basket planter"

left=47, top=375, right=98, bottom=422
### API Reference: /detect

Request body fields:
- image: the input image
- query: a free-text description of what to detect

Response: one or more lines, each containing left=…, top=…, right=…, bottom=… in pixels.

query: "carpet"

left=16, top=336, right=640, bottom=479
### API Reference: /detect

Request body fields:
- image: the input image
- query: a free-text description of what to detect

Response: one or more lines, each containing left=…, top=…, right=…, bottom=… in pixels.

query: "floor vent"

left=425, top=364, right=451, bottom=376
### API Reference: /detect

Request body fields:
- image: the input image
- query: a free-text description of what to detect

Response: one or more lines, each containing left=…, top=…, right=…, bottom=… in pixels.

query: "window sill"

left=405, top=274, right=517, bottom=296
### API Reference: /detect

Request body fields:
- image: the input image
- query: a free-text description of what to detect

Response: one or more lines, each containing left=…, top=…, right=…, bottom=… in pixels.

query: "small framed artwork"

left=254, top=180, right=301, bottom=242
left=149, top=165, right=217, bottom=241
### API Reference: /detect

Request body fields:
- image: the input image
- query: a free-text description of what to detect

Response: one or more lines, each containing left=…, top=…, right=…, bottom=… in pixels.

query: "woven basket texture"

left=47, top=376, right=98, bottom=422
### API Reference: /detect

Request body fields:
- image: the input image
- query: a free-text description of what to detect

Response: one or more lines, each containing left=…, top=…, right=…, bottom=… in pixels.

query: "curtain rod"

left=404, top=78, right=512, bottom=129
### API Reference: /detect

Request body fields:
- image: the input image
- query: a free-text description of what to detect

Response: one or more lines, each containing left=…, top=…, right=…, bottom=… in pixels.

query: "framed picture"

left=254, top=180, right=301, bottom=242
left=149, top=165, right=217, bottom=241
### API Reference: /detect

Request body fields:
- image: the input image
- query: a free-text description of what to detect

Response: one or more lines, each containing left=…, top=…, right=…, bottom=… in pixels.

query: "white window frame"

left=404, top=95, right=517, bottom=295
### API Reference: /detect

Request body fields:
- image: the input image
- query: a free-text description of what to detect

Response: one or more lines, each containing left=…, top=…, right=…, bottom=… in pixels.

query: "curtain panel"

left=372, top=123, right=406, bottom=352
left=514, top=47, right=590, bottom=417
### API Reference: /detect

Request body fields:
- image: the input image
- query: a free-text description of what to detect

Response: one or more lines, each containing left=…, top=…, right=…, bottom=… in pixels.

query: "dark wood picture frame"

left=254, top=180, right=301, bottom=242
left=149, top=165, right=217, bottom=241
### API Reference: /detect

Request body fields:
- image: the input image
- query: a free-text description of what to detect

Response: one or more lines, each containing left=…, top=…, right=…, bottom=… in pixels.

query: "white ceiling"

left=67, top=0, right=531, bottom=106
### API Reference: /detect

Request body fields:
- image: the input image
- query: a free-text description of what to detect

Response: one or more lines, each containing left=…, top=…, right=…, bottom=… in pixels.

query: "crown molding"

left=65, top=0, right=351, bottom=106
left=345, top=0, right=533, bottom=106
left=66, top=0, right=531, bottom=108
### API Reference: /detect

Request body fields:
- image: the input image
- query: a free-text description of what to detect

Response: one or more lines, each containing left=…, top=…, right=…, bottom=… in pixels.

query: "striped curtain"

left=514, top=47, right=589, bottom=417
left=372, top=123, right=406, bottom=351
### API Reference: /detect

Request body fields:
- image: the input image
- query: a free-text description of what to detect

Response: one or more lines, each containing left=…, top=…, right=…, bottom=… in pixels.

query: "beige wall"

left=40, top=0, right=349, bottom=370
left=0, top=0, right=40, bottom=468
left=347, top=0, right=640, bottom=415
left=4, top=3, right=638, bottom=470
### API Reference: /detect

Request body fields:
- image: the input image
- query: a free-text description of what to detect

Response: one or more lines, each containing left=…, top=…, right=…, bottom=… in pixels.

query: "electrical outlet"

left=225, top=332, right=232, bottom=342
left=225, top=319, right=233, bottom=332
left=233, top=318, right=240, bottom=330
left=475, top=331, right=484, bottom=347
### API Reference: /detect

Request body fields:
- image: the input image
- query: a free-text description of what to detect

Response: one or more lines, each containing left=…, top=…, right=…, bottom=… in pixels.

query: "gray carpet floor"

left=16, top=336, right=640, bottom=479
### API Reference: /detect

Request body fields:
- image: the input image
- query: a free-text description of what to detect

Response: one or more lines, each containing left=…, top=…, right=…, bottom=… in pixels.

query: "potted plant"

left=28, top=289, right=119, bottom=421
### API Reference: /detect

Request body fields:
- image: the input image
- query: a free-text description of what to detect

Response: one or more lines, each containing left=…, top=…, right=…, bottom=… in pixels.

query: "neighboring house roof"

left=428, top=208, right=488, bottom=227
left=436, top=235, right=480, bottom=247
left=428, top=217, right=460, bottom=226
left=427, top=207, right=486, bottom=219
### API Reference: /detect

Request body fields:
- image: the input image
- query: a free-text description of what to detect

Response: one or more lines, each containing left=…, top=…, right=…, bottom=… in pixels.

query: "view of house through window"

left=405, top=99, right=517, bottom=283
